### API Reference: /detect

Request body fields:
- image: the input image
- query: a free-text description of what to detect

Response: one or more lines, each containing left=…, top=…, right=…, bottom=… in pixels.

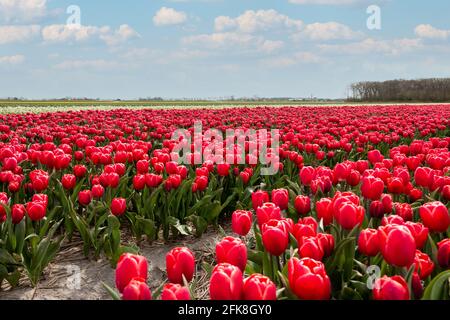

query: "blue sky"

left=1, top=0, right=450, bottom=99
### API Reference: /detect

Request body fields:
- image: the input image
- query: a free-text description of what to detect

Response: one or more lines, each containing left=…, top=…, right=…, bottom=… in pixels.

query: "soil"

left=0, top=228, right=228, bottom=300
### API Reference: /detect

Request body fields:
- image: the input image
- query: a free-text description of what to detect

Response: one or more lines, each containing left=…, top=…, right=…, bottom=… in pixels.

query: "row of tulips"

left=0, top=105, right=449, bottom=296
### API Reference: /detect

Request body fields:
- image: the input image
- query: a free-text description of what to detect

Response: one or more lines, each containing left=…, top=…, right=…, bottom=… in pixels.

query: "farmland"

left=0, top=104, right=449, bottom=300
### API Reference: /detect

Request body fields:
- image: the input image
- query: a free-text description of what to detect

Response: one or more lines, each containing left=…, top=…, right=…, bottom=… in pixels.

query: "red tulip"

left=209, top=263, right=243, bottom=300
left=380, top=193, right=393, bottom=214
left=217, top=163, right=231, bottom=177
left=132, top=174, right=146, bottom=191
left=91, top=184, right=104, bottom=199
left=136, top=160, right=149, bottom=174
left=256, top=202, right=281, bottom=228
left=161, top=283, right=191, bottom=300
left=410, top=250, right=434, bottom=280
left=369, top=201, right=384, bottom=218
left=368, top=149, right=384, bottom=165
left=145, top=173, right=163, bottom=188
left=387, top=177, right=404, bottom=194
left=78, top=190, right=92, bottom=206
left=419, top=201, right=450, bottom=233
left=378, top=225, right=416, bottom=267
left=243, top=274, right=276, bottom=300
left=216, top=236, right=247, bottom=272
left=261, top=219, right=289, bottom=256
left=231, top=210, right=252, bottom=236
left=271, top=189, right=289, bottom=210
left=0, top=193, right=9, bottom=222
left=414, top=167, right=432, bottom=188
left=405, top=221, right=428, bottom=249
left=166, top=247, right=195, bottom=284
left=122, top=278, right=151, bottom=300
left=294, top=195, right=311, bottom=216
left=316, top=197, right=333, bottom=226
left=62, top=174, right=76, bottom=190
left=394, top=202, right=413, bottom=221
left=251, top=190, right=269, bottom=210
left=73, top=164, right=87, bottom=178
left=299, top=166, right=315, bottom=186
left=111, top=197, right=126, bottom=216
left=437, top=238, right=450, bottom=269
left=358, top=228, right=380, bottom=257
left=334, top=202, right=364, bottom=230
left=115, top=253, right=148, bottom=293
left=361, top=176, right=384, bottom=200
left=288, top=257, right=331, bottom=300
left=298, top=236, right=324, bottom=261
left=316, top=233, right=334, bottom=258
left=373, top=275, right=409, bottom=300
left=26, top=201, right=46, bottom=221
left=11, top=204, right=25, bottom=224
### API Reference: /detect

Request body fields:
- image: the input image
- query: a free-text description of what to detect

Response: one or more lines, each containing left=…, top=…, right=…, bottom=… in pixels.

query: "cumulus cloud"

left=292, top=22, right=363, bottom=41
left=100, top=24, right=140, bottom=46
left=42, top=24, right=139, bottom=46
left=0, top=54, right=25, bottom=65
left=214, top=9, right=302, bottom=33
left=0, top=0, right=47, bottom=22
left=415, top=24, right=450, bottom=40
left=0, top=25, right=41, bottom=44
left=319, top=38, right=423, bottom=55
left=153, top=7, right=187, bottom=26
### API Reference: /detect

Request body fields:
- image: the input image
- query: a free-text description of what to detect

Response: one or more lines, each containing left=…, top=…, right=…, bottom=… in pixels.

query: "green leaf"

left=102, top=281, right=121, bottom=300
left=422, top=270, right=450, bottom=300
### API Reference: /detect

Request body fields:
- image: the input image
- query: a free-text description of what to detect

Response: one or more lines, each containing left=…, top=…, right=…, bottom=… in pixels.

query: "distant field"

left=1, top=100, right=448, bottom=114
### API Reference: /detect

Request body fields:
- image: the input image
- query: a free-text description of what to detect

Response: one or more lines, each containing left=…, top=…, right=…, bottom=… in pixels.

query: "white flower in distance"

left=153, top=7, right=187, bottom=26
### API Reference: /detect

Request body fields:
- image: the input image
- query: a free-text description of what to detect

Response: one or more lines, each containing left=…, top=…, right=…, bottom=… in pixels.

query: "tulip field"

left=0, top=104, right=449, bottom=301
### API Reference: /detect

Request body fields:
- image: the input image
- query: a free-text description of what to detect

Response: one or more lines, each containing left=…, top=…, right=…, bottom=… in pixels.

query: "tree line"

left=348, top=78, right=450, bottom=102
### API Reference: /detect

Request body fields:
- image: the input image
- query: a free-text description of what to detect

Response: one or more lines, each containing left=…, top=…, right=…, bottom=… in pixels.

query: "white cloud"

left=0, top=0, right=47, bottom=22
left=0, top=54, right=25, bottom=65
left=54, top=59, right=119, bottom=70
left=42, top=24, right=139, bottom=46
left=214, top=9, right=302, bottom=33
left=182, top=32, right=256, bottom=48
left=0, top=25, right=41, bottom=44
left=319, top=38, right=423, bottom=55
left=153, top=7, right=187, bottom=26
left=293, top=22, right=363, bottom=41
left=182, top=32, right=284, bottom=54
left=100, top=24, right=140, bottom=46
left=259, top=40, right=284, bottom=53
left=415, top=24, right=450, bottom=40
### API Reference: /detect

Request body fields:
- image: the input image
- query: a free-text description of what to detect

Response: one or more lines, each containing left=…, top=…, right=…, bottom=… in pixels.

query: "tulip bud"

left=161, top=283, right=191, bottom=300
left=231, top=210, right=252, bottom=236
left=419, top=201, right=450, bottom=233
left=216, top=236, right=247, bottom=272
left=294, top=195, right=311, bottom=216
left=243, top=274, right=276, bottom=300
left=111, top=197, right=127, bottom=216
left=271, top=189, right=289, bottom=210
left=437, top=238, right=450, bottom=269
left=261, top=219, right=289, bottom=256
left=373, top=275, right=409, bottom=300
left=288, top=257, right=331, bottom=300
left=122, top=278, right=151, bottom=300
left=378, top=225, right=416, bottom=267
left=166, top=247, right=195, bottom=284
left=209, top=263, right=243, bottom=300
left=358, top=228, right=380, bottom=257
left=115, top=253, right=148, bottom=293
left=251, top=190, right=269, bottom=211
